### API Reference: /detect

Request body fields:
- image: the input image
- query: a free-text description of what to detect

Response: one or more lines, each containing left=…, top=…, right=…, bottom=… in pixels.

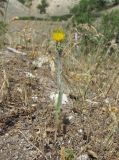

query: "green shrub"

left=37, top=0, right=48, bottom=14
left=18, top=0, right=32, bottom=7
left=96, top=0, right=106, bottom=9
left=101, top=10, right=119, bottom=41
left=114, top=0, right=119, bottom=5
left=70, top=0, right=107, bottom=24
left=70, top=0, right=95, bottom=24
left=18, top=0, right=26, bottom=4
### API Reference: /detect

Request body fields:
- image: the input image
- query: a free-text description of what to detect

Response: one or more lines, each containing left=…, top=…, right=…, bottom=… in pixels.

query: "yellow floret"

left=52, top=29, right=65, bottom=42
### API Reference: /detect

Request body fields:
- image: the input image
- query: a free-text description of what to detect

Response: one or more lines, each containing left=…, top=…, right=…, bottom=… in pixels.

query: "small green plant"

left=60, top=147, right=75, bottom=160
left=0, top=21, right=7, bottom=36
left=65, top=148, right=75, bottom=160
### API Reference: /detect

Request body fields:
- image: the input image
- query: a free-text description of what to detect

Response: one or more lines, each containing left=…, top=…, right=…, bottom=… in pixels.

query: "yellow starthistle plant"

left=52, top=29, right=65, bottom=42
left=51, top=28, right=66, bottom=132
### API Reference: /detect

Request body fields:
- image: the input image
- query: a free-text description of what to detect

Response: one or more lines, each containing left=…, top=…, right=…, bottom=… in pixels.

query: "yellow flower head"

left=52, top=29, right=65, bottom=42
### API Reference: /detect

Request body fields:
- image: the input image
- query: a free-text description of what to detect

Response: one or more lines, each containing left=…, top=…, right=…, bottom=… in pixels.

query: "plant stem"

left=55, top=42, right=63, bottom=127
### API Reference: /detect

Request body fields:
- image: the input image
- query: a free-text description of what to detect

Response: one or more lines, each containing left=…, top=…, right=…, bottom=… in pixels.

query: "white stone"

left=68, top=115, right=74, bottom=120
left=32, top=95, right=38, bottom=102
left=32, top=56, right=49, bottom=68
left=77, top=154, right=89, bottom=160
left=78, top=129, right=83, bottom=133
left=50, top=92, right=68, bottom=105
left=25, top=72, right=36, bottom=78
